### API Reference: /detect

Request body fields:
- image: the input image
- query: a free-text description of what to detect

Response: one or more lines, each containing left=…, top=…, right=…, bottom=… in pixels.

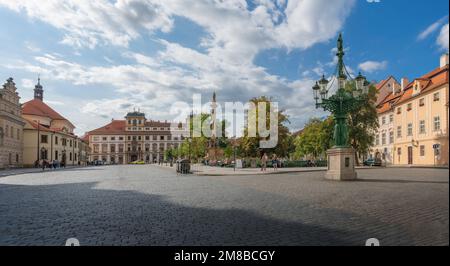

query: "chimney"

left=440, top=53, right=449, bottom=68
left=401, top=78, right=409, bottom=91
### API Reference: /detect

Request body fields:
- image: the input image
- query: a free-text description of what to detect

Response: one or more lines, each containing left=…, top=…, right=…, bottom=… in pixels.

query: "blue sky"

left=0, top=0, right=448, bottom=135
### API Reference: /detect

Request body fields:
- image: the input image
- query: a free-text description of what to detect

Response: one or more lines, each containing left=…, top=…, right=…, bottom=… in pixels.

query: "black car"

left=363, top=158, right=382, bottom=167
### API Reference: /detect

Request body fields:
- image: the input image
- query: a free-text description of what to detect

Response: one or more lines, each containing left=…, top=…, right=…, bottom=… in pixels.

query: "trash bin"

left=176, top=159, right=191, bottom=174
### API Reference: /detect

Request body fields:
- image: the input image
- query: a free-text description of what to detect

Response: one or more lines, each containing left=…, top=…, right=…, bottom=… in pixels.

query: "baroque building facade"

left=86, top=111, right=188, bottom=164
left=371, top=54, right=449, bottom=166
left=371, top=76, right=402, bottom=164
left=0, top=78, right=25, bottom=168
left=21, top=79, right=88, bottom=167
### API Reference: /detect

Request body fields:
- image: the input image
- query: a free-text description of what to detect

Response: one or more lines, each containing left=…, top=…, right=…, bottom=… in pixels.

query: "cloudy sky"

left=0, top=0, right=448, bottom=136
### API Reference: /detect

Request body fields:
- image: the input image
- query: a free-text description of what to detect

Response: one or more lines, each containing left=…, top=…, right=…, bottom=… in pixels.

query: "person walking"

left=272, top=154, right=278, bottom=171
left=261, top=153, right=268, bottom=172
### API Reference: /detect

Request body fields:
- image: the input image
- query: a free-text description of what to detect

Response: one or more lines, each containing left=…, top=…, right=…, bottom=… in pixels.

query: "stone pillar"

left=326, top=147, right=357, bottom=181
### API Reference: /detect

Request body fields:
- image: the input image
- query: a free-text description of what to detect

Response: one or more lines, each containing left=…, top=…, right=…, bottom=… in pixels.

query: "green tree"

left=344, top=82, right=379, bottom=165
left=240, top=96, right=291, bottom=158
left=293, top=117, right=334, bottom=159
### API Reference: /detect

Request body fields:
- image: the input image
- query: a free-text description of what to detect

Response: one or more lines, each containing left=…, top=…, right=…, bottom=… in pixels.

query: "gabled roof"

left=88, top=120, right=126, bottom=135
left=22, top=99, right=75, bottom=128
left=23, top=118, right=76, bottom=137
left=396, top=65, right=448, bottom=105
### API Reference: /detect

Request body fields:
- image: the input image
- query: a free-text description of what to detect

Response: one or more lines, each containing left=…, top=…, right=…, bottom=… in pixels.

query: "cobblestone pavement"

left=0, top=165, right=448, bottom=246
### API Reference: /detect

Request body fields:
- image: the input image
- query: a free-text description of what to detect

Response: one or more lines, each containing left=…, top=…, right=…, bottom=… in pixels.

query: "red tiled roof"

left=396, top=65, right=449, bottom=105
left=22, top=99, right=66, bottom=120
left=87, top=119, right=177, bottom=135
left=22, top=99, right=75, bottom=128
left=88, top=120, right=126, bottom=134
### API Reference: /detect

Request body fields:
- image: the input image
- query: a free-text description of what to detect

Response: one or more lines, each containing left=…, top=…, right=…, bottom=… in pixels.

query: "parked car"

left=363, top=158, right=382, bottom=167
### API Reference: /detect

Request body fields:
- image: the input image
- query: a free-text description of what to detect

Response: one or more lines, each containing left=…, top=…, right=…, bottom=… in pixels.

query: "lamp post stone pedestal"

left=326, top=147, right=357, bottom=181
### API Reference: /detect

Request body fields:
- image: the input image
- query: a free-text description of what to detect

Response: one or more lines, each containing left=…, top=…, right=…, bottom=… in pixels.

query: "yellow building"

left=393, top=54, right=449, bottom=166
left=21, top=79, right=85, bottom=167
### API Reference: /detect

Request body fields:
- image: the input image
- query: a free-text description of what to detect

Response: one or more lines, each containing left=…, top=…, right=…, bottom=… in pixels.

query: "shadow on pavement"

left=0, top=181, right=363, bottom=246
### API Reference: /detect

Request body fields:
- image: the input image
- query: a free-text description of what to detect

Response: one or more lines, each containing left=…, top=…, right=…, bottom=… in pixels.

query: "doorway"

left=408, top=146, right=413, bottom=165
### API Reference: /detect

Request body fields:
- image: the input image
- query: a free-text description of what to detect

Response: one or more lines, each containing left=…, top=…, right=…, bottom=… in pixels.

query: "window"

left=40, top=148, right=48, bottom=160
left=145, top=136, right=150, bottom=140
left=55, top=151, right=59, bottom=160
left=119, top=137, right=124, bottom=141
left=55, top=136, right=59, bottom=145
left=407, top=103, right=412, bottom=111
left=41, top=134, right=48, bottom=144
left=381, top=116, right=386, bottom=125
left=62, top=138, right=67, bottom=146
left=389, top=114, right=394, bottom=123
left=119, top=144, right=124, bottom=152
left=375, top=134, right=380, bottom=146
left=419, top=120, right=426, bottom=134
left=419, top=98, right=425, bottom=107
left=102, top=137, right=107, bottom=141
left=16, top=129, right=20, bottom=140
left=153, top=135, right=157, bottom=141
left=92, top=136, right=99, bottom=142
left=397, top=107, right=401, bottom=114
left=5, top=125, right=8, bottom=137
left=69, top=152, right=72, bottom=161
left=111, top=137, right=116, bottom=141
left=397, top=126, right=402, bottom=138
left=93, top=144, right=99, bottom=153
left=420, top=145, right=425, bottom=157
left=389, top=131, right=394, bottom=144
left=10, top=126, right=13, bottom=138
left=434, top=116, right=441, bottom=131
left=434, top=144, right=441, bottom=156
left=381, top=132, right=386, bottom=145
left=397, top=147, right=402, bottom=156
left=128, top=136, right=131, bottom=141
left=101, top=144, right=108, bottom=152
left=69, top=139, right=72, bottom=147
left=110, top=144, right=116, bottom=153
left=160, top=136, right=164, bottom=141
left=433, top=92, right=440, bottom=101
left=407, top=124, right=413, bottom=136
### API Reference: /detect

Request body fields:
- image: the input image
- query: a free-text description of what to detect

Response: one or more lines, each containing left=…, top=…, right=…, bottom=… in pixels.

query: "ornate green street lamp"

left=312, top=33, right=370, bottom=148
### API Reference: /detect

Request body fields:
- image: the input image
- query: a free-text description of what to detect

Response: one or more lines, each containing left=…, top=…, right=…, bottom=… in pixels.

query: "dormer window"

left=413, top=81, right=421, bottom=95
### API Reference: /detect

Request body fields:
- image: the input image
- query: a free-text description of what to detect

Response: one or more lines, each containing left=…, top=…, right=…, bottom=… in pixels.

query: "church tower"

left=34, top=77, right=43, bottom=101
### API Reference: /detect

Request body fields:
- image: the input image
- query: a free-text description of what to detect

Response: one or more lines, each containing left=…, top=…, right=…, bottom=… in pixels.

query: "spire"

left=34, top=75, right=43, bottom=101
left=336, top=33, right=346, bottom=80
left=212, top=91, right=216, bottom=102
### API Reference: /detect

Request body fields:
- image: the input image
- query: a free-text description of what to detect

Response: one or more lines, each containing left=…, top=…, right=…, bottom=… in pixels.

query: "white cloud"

left=0, top=0, right=173, bottom=48
left=358, top=60, right=388, bottom=73
left=0, top=0, right=358, bottom=132
left=437, top=24, right=449, bottom=51
left=21, top=78, right=35, bottom=89
left=418, top=16, right=448, bottom=40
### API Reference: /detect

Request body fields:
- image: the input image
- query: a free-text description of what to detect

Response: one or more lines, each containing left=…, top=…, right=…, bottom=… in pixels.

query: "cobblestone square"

left=0, top=166, right=448, bottom=246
